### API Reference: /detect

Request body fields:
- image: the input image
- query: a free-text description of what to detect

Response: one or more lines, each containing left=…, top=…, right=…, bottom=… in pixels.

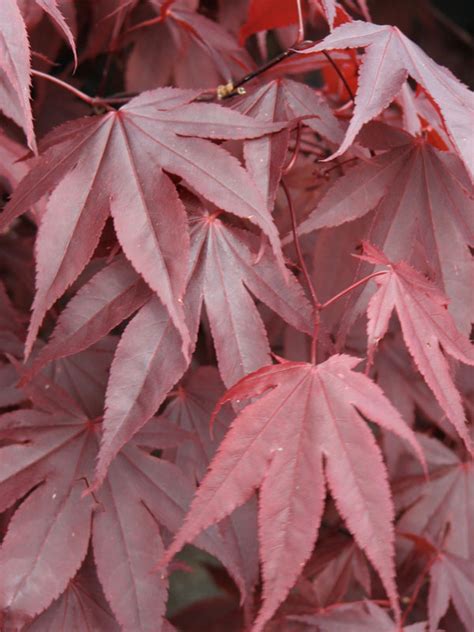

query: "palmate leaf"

left=395, top=434, right=473, bottom=561
left=95, top=295, right=194, bottom=489
left=302, top=21, right=474, bottom=179
left=0, top=87, right=286, bottom=357
left=92, top=200, right=313, bottom=486
left=428, top=550, right=474, bottom=632
left=24, top=557, right=120, bottom=632
left=303, top=535, right=371, bottom=608
left=362, top=245, right=474, bottom=452
left=184, top=199, right=313, bottom=388
left=289, top=600, right=398, bottom=631
left=399, top=532, right=473, bottom=632
left=127, top=3, right=252, bottom=91
left=298, top=129, right=474, bottom=334
left=0, top=370, right=248, bottom=630
left=25, top=256, right=152, bottom=379
left=33, top=0, right=77, bottom=65
left=161, top=355, right=425, bottom=631
left=233, top=77, right=343, bottom=209
left=0, top=0, right=76, bottom=152
left=162, top=366, right=259, bottom=603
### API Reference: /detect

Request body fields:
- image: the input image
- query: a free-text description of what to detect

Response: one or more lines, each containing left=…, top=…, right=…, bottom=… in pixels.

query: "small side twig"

left=31, top=70, right=118, bottom=110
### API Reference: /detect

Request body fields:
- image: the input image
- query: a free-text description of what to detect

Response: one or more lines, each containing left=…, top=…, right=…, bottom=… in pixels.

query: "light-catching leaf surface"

left=298, top=131, right=474, bottom=334
left=0, top=366, right=247, bottom=630
left=162, top=355, right=425, bottom=630
left=0, top=88, right=286, bottom=357
left=303, top=21, right=474, bottom=178
left=0, top=0, right=35, bottom=151
left=362, top=245, right=474, bottom=452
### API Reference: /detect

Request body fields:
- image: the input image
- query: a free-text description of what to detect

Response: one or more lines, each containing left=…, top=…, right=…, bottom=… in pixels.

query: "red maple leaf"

left=399, top=532, right=473, bottom=631
left=233, top=78, right=343, bottom=208
left=0, top=0, right=36, bottom=151
left=428, top=550, right=473, bottom=631
left=288, top=600, right=398, bottom=631
left=0, top=0, right=76, bottom=151
left=0, top=364, right=248, bottom=630
left=298, top=127, right=474, bottom=334
left=92, top=197, right=313, bottom=486
left=25, top=256, right=152, bottom=379
left=302, top=21, right=474, bottom=178
left=23, top=556, right=120, bottom=631
left=127, top=3, right=252, bottom=91
left=361, top=244, right=474, bottom=452
left=395, top=434, right=473, bottom=561
left=163, top=366, right=260, bottom=607
left=161, top=355, right=425, bottom=630
left=0, top=88, right=286, bottom=358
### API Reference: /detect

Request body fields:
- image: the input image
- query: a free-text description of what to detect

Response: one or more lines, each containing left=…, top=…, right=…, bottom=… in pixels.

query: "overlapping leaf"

left=395, top=434, right=473, bottom=560
left=24, top=558, right=120, bottom=632
left=0, top=0, right=76, bottom=151
left=184, top=199, right=313, bottom=387
left=288, top=600, right=398, bottom=631
left=93, top=199, right=313, bottom=485
left=302, top=21, right=474, bottom=178
left=162, top=366, right=259, bottom=604
left=127, top=3, right=252, bottom=91
left=233, top=78, right=343, bottom=208
left=0, top=0, right=35, bottom=150
left=0, top=366, right=248, bottom=630
left=1, top=2, right=472, bottom=629
left=303, top=535, right=371, bottom=608
left=161, top=355, right=425, bottom=630
left=93, top=265, right=205, bottom=485
left=33, top=0, right=77, bottom=65
left=362, top=246, right=474, bottom=452
left=399, top=532, right=473, bottom=632
left=26, top=256, right=152, bottom=378
left=0, top=88, right=286, bottom=357
left=298, top=129, right=474, bottom=333
left=428, top=550, right=473, bottom=632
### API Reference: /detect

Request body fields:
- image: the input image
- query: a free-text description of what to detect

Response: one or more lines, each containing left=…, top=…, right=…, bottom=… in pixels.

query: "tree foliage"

left=0, top=1, right=472, bottom=630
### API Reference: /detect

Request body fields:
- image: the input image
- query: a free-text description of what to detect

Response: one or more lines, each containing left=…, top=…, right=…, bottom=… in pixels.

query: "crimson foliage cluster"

left=0, top=0, right=473, bottom=630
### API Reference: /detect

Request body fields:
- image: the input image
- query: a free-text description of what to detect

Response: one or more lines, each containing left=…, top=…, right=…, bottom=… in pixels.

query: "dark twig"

left=322, top=51, right=355, bottom=103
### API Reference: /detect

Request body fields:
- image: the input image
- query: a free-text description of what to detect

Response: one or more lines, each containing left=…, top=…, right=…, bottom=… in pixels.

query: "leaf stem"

left=283, top=123, right=302, bottom=174
left=400, top=556, right=435, bottom=626
left=31, top=70, right=117, bottom=110
left=319, top=271, right=386, bottom=310
left=295, top=0, right=305, bottom=44
left=281, top=179, right=320, bottom=363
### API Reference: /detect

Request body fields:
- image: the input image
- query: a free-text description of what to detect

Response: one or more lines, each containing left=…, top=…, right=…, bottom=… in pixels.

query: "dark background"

left=368, top=0, right=474, bottom=86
